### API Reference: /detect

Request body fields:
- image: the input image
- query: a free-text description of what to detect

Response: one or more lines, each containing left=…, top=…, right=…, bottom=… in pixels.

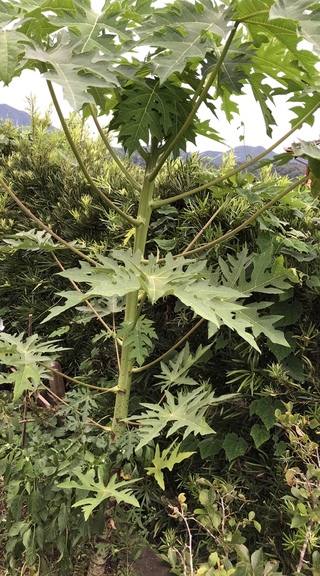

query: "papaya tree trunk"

left=86, top=163, right=156, bottom=576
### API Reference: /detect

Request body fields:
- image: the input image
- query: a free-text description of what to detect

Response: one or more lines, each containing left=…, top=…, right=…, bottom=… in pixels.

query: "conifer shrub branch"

left=182, top=199, right=229, bottom=254
left=0, top=175, right=97, bottom=265
left=178, top=176, right=307, bottom=257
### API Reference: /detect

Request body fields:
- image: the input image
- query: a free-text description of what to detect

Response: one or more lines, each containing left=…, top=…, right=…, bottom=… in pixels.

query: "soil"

left=131, top=547, right=170, bottom=576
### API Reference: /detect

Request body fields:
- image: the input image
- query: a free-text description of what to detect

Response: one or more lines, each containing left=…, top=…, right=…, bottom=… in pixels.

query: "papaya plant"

left=1, top=0, right=320, bottom=574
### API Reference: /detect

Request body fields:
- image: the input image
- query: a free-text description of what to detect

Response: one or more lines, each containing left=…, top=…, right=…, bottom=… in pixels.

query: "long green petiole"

left=152, top=100, right=320, bottom=209
left=47, top=81, right=141, bottom=227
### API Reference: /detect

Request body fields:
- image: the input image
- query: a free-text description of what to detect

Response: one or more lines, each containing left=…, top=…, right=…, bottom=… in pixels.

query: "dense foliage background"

left=1, top=110, right=320, bottom=575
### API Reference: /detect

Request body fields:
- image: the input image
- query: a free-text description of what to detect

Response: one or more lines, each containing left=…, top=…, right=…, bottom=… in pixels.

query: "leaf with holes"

left=24, top=40, right=119, bottom=111
left=270, top=0, right=320, bottom=55
left=143, top=0, right=231, bottom=83
left=50, top=0, right=132, bottom=51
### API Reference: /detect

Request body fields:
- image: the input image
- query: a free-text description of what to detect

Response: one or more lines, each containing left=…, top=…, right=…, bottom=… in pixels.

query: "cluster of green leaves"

left=158, top=488, right=283, bottom=576
left=43, top=246, right=296, bottom=355
left=0, top=332, right=63, bottom=400
left=0, top=390, right=111, bottom=574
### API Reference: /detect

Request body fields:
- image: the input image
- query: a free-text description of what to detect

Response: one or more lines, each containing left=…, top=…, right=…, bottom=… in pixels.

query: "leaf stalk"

left=46, top=81, right=140, bottom=227
left=149, top=24, right=239, bottom=181
left=151, top=100, right=320, bottom=208
left=88, top=103, right=142, bottom=192
left=0, top=176, right=96, bottom=266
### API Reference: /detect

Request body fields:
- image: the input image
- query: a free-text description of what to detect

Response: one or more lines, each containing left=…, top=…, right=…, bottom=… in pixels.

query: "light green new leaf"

left=134, top=386, right=237, bottom=450
left=146, top=442, right=195, bottom=490
left=0, top=30, right=27, bottom=85
left=0, top=229, right=70, bottom=252
left=59, top=469, right=139, bottom=520
left=0, top=333, right=64, bottom=400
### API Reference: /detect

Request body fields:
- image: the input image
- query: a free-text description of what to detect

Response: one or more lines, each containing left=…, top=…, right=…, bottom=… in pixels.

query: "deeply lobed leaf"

left=0, top=332, right=64, bottom=400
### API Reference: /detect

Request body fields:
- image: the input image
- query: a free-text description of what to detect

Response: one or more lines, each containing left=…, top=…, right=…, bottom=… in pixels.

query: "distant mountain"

left=199, top=145, right=275, bottom=164
left=0, top=104, right=30, bottom=126
left=198, top=145, right=306, bottom=178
